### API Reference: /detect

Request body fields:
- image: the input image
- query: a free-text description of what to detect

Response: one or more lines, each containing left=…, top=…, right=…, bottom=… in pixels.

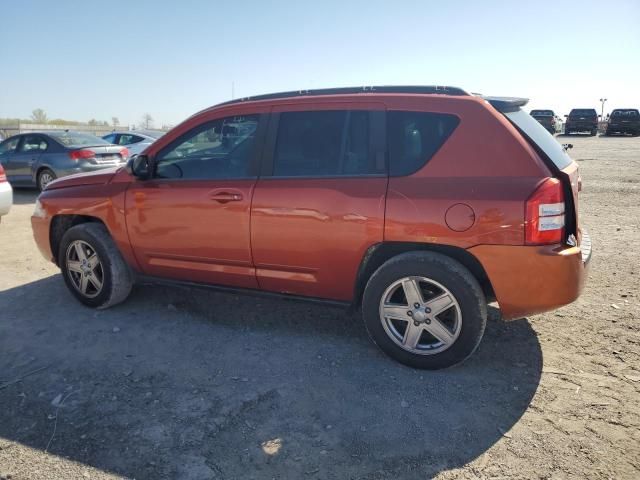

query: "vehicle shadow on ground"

left=10, top=188, right=39, bottom=205
left=0, top=276, right=542, bottom=479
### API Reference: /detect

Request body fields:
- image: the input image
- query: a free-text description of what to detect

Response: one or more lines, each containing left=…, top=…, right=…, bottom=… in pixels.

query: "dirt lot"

left=0, top=135, right=639, bottom=479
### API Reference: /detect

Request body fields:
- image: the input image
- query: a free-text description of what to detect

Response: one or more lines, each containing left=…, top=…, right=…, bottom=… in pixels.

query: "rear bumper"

left=470, top=233, right=591, bottom=320
left=0, top=181, right=12, bottom=218
left=607, top=123, right=639, bottom=132
left=48, top=162, right=127, bottom=179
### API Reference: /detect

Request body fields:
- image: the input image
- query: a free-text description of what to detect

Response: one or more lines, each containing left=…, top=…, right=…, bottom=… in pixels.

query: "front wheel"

left=59, top=223, right=133, bottom=309
left=362, top=252, right=487, bottom=369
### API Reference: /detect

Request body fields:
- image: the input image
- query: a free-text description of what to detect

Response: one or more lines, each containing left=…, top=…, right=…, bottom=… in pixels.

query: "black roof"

left=216, top=85, right=469, bottom=107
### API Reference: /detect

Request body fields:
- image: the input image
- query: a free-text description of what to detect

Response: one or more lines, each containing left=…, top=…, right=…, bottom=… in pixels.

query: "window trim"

left=261, top=109, right=387, bottom=179
left=150, top=113, right=269, bottom=181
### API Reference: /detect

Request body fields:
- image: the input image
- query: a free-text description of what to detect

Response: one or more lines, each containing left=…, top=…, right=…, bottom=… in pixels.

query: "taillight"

left=120, top=147, right=129, bottom=159
left=525, top=178, right=565, bottom=245
left=69, top=149, right=95, bottom=161
left=0, top=164, right=6, bottom=182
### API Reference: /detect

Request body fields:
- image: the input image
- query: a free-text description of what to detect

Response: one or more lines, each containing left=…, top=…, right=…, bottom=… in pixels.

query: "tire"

left=362, top=252, right=487, bottom=370
left=605, top=129, right=611, bottom=136
left=37, top=168, right=56, bottom=191
left=58, top=223, right=133, bottom=309
left=590, top=130, right=597, bottom=136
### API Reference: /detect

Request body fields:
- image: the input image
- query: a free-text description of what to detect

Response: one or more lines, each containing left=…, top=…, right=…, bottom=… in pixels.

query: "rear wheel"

left=37, top=168, right=56, bottom=191
left=362, top=252, right=487, bottom=369
left=590, top=129, right=597, bottom=136
left=59, top=223, right=133, bottom=309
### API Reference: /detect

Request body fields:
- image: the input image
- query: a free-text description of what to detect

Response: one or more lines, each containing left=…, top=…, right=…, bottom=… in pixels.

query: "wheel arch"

left=352, top=242, right=496, bottom=310
left=50, top=214, right=108, bottom=266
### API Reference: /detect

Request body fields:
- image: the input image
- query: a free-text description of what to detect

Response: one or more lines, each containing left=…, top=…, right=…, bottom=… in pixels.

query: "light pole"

left=599, top=98, right=607, bottom=120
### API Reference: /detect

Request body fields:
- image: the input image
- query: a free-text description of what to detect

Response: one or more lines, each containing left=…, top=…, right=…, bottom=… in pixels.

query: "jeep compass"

left=31, top=86, right=592, bottom=369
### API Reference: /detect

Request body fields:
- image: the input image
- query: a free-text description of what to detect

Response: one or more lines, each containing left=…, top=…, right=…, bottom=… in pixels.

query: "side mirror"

left=125, top=154, right=151, bottom=179
left=564, top=114, right=569, bottom=118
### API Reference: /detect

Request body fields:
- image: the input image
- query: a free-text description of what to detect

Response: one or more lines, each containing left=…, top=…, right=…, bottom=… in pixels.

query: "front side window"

left=387, top=111, right=460, bottom=176
left=19, top=135, right=48, bottom=152
left=155, top=115, right=259, bottom=180
left=0, top=137, right=20, bottom=156
left=273, top=110, right=377, bottom=177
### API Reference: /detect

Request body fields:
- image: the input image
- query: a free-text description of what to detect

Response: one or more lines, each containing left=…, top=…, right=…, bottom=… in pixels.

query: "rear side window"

left=19, top=135, right=48, bottom=152
left=117, top=134, right=144, bottom=145
left=273, top=110, right=377, bottom=177
left=387, top=111, right=459, bottom=176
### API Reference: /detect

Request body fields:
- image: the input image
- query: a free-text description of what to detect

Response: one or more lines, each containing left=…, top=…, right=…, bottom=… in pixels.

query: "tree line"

left=0, top=109, right=158, bottom=130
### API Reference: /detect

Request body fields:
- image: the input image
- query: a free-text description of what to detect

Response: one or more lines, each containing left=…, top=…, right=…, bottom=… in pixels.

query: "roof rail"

left=216, top=85, right=469, bottom=107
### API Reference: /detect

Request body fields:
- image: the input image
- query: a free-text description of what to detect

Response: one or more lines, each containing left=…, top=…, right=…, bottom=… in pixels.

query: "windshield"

left=505, top=109, right=573, bottom=169
left=48, top=131, right=110, bottom=148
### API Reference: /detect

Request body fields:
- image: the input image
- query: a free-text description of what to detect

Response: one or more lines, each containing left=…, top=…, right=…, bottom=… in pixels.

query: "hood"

left=45, top=167, right=121, bottom=191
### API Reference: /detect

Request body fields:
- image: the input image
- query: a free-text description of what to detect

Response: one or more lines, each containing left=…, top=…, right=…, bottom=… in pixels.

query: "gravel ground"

left=0, top=134, right=638, bottom=479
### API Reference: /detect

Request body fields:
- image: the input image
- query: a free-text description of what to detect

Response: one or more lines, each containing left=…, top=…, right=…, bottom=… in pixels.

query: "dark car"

left=530, top=110, right=559, bottom=134
left=564, top=108, right=598, bottom=136
left=0, top=131, right=129, bottom=190
left=31, top=86, right=591, bottom=370
left=605, top=109, right=640, bottom=136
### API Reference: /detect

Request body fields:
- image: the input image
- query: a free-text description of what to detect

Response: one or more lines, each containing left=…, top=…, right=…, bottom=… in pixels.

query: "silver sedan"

left=102, top=130, right=164, bottom=157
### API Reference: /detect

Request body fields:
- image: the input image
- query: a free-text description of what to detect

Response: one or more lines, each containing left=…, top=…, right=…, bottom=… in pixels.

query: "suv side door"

left=125, top=112, right=268, bottom=288
left=251, top=103, right=387, bottom=301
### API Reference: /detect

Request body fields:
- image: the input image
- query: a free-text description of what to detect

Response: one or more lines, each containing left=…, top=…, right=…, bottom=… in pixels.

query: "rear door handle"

left=209, top=192, right=243, bottom=203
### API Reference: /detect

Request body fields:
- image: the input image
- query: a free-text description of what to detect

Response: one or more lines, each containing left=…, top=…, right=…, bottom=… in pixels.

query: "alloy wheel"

left=66, top=240, right=104, bottom=298
left=379, top=276, right=462, bottom=355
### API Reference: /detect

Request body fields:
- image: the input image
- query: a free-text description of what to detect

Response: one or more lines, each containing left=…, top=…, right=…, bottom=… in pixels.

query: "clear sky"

left=1, top=0, right=638, bottom=127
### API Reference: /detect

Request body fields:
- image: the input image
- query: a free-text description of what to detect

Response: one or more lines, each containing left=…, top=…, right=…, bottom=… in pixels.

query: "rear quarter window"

left=387, top=111, right=459, bottom=176
left=505, top=109, right=573, bottom=170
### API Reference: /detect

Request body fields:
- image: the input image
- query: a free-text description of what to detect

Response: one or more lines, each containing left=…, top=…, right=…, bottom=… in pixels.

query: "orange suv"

left=31, top=86, right=591, bottom=369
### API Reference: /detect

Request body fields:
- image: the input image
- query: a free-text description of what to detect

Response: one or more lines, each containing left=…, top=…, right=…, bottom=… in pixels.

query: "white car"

left=102, top=130, right=165, bottom=157
left=0, top=163, right=13, bottom=222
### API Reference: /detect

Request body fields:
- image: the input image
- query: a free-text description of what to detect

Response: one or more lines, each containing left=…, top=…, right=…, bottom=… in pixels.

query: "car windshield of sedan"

left=48, top=131, right=110, bottom=148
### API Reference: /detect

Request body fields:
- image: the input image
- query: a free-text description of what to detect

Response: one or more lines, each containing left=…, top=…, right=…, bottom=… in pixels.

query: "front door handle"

left=209, top=192, right=243, bottom=203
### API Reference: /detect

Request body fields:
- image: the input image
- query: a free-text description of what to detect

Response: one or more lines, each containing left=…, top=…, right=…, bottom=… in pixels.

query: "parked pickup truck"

left=565, top=108, right=598, bottom=136
left=605, top=109, right=640, bottom=136
left=530, top=110, right=559, bottom=134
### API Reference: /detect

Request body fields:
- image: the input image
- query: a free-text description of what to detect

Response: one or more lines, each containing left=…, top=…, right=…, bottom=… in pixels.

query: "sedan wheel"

left=37, top=169, right=56, bottom=191
left=66, top=240, right=104, bottom=298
